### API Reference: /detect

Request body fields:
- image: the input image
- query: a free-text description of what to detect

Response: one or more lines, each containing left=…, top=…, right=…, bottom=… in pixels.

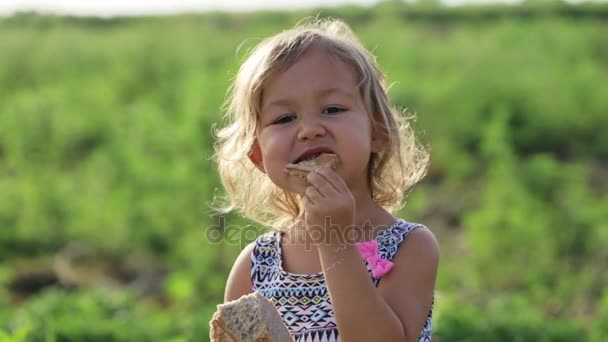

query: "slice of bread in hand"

left=209, top=291, right=293, bottom=342
left=284, top=153, right=338, bottom=179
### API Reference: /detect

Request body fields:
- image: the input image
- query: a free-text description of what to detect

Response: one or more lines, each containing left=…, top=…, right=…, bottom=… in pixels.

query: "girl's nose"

left=296, top=117, right=326, bottom=140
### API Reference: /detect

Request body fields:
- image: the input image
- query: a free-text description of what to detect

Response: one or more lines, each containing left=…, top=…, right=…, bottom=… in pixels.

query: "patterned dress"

left=251, top=219, right=434, bottom=342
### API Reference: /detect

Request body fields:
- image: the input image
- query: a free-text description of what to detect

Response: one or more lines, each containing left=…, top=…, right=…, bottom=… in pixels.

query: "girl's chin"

left=287, top=178, right=308, bottom=194
left=274, top=175, right=308, bottom=195
left=283, top=176, right=309, bottom=196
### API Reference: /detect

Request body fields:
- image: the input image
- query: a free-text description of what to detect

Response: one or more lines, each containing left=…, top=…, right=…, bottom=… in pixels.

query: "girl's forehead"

left=260, top=49, right=360, bottom=104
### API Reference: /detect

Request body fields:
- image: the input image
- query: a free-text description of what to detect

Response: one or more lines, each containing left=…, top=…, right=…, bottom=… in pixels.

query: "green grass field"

left=1, top=2, right=607, bottom=340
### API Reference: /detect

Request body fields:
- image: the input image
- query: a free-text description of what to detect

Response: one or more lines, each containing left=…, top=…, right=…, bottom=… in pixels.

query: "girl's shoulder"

left=377, top=218, right=425, bottom=241
left=250, top=221, right=423, bottom=255
left=375, top=219, right=428, bottom=260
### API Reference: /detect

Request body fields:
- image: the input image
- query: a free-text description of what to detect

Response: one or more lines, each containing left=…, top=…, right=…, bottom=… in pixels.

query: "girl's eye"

left=322, top=106, right=345, bottom=115
left=273, top=114, right=296, bottom=125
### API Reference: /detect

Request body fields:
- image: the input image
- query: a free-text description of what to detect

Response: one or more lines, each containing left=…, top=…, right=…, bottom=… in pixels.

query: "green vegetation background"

left=1, top=2, right=607, bottom=341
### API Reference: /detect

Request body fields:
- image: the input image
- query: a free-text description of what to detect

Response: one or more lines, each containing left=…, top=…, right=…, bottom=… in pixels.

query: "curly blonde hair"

left=212, top=18, right=429, bottom=231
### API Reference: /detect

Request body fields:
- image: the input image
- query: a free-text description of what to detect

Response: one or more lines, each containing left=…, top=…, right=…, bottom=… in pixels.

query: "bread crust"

left=284, top=153, right=337, bottom=178
left=210, top=313, right=242, bottom=342
left=211, top=310, right=274, bottom=342
left=210, top=292, right=291, bottom=342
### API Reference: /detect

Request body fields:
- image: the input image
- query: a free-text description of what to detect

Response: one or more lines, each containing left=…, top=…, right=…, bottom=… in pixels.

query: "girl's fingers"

left=305, top=185, right=324, bottom=201
left=307, top=168, right=338, bottom=195
left=302, top=193, right=315, bottom=207
left=314, top=166, right=346, bottom=192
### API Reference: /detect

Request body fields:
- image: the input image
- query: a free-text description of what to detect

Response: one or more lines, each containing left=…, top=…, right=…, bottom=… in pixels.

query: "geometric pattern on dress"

left=251, top=219, right=434, bottom=342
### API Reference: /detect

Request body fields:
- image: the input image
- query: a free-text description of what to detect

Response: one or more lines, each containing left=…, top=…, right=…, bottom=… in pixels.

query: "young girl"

left=214, top=18, right=438, bottom=342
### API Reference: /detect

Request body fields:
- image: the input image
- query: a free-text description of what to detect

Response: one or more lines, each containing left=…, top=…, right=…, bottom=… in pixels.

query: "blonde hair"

left=212, top=18, right=429, bottom=231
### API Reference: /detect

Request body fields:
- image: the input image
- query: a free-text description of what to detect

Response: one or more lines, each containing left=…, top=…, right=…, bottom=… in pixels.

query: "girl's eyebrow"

left=262, top=98, right=293, bottom=111
left=262, top=87, right=355, bottom=111
left=316, top=87, right=355, bottom=99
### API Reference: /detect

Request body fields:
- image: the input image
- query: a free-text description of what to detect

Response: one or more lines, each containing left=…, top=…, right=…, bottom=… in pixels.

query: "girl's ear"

left=248, top=141, right=266, bottom=173
left=371, top=135, right=383, bottom=153
left=370, top=121, right=387, bottom=153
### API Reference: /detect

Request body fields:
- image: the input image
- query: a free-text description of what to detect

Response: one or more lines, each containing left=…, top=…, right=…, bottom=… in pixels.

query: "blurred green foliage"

left=0, top=1, right=607, bottom=340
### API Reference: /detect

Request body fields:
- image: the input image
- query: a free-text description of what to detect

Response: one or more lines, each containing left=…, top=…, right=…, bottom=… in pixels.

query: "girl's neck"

left=290, top=193, right=396, bottom=244
left=353, top=197, right=396, bottom=241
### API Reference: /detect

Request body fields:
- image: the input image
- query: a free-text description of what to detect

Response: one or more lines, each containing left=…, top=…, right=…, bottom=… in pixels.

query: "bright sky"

left=0, top=0, right=523, bottom=17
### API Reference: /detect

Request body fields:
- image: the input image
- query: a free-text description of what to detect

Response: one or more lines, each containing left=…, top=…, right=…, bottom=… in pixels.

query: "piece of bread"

left=284, top=153, right=338, bottom=179
left=209, top=292, right=293, bottom=342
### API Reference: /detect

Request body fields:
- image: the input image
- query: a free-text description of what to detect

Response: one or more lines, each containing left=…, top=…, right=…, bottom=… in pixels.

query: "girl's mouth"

left=285, top=153, right=338, bottom=178
left=292, top=146, right=335, bottom=164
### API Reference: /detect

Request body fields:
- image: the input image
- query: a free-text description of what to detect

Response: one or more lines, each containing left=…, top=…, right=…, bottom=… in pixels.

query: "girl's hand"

left=302, top=166, right=355, bottom=247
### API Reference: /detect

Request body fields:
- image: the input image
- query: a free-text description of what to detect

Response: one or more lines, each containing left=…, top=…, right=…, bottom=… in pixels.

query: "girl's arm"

left=319, top=227, right=438, bottom=342
left=303, top=166, right=438, bottom=342
left=376, top=227, right=438, bottom=341
left=224, top=241, right=256, bottom=302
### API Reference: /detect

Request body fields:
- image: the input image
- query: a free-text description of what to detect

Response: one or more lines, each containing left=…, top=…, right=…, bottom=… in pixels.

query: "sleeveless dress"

left=250, top=219, right=434, bottom=342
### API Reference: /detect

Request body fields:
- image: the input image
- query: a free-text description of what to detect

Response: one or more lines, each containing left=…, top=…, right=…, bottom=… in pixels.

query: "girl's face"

left=251, top=47, right=382, bottom=195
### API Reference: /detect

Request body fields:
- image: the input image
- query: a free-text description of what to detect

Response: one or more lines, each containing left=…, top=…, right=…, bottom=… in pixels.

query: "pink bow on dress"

left=356, top=240, right=394, bottom=278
